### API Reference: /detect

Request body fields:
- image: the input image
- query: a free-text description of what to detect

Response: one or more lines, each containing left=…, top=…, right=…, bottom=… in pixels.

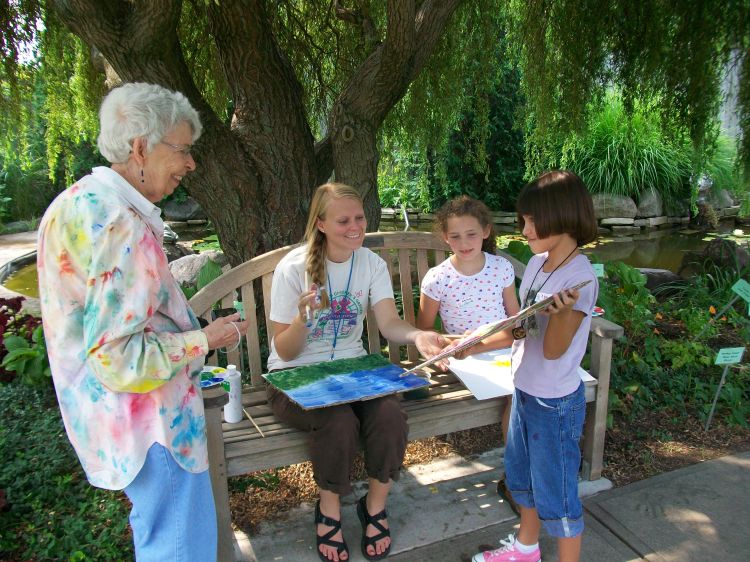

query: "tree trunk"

left=50, top=0, right=463, bottom=264
left=330, top=108, right=381, bottom=229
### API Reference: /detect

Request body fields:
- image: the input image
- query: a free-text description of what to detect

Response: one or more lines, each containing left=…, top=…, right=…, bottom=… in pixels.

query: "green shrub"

left=429, top=58, right=526, bottom=212
left=0, top=384, right=131, bottom=560
left=704, top=135, right=747, bottom=212
left=600, top=261, right=749, bottom=426
left=0, top=297, right=50, bottom=386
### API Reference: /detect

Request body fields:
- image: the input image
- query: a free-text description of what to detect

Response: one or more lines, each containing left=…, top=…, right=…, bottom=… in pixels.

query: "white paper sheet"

left=447, top=348, right=595, bottom=400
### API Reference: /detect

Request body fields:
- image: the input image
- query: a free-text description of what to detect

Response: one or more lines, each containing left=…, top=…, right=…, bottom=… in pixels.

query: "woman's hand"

left=414, top=330, right=447, bottom=358
left=413, top=331, right=450, bottom=370
left=296, top=284, right=321, bottom=325
left=202, top=313, right=249, bottom=350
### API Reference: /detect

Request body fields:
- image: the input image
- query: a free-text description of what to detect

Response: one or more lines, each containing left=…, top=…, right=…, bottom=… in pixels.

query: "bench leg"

left=582, top=334, right=613, bottom=481
left=204, top=391, right=235, bottom=561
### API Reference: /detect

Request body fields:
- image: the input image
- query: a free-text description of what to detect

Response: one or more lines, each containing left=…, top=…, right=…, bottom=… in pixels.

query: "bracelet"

left=224, top=321, right=242, bottom=353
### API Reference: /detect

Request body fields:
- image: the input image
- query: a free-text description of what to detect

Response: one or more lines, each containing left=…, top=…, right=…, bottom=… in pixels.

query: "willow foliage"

left=506, top=0, right=750, bottom=179
left=1, top=0, right=748, bottom=197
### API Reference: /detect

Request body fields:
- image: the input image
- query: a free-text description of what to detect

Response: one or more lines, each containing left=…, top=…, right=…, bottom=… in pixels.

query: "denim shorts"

left=504, top=382, right=586, bottom=538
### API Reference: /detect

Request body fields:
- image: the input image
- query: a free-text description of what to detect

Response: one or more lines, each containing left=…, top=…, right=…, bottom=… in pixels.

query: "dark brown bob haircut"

left=516, top=170, right=598, bottom=246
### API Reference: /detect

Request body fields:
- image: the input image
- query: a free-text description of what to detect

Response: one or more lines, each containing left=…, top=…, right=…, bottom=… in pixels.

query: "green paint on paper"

left=265, top=354, right=392, bottom=391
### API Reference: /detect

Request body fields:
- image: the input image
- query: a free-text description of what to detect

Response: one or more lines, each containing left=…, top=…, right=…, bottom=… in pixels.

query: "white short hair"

left=97, top=82, right=203, bottom=164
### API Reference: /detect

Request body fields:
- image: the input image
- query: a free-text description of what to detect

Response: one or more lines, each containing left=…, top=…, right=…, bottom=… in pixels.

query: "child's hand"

left=542, top=288, right=579, bottom=316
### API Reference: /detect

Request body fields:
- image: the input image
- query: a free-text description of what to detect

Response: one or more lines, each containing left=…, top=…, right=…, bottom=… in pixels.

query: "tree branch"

left=334, top=0, right=463, bottom=125
left=334, top=0, right=380, bottom=49
left=410, top=0, right=463, bottom=80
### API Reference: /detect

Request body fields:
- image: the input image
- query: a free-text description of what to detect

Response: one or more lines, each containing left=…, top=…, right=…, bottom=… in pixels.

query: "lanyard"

left=327, top=252, right=355, bottom=360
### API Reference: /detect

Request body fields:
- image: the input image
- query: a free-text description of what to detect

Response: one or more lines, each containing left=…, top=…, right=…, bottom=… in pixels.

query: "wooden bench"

left=190, top=231, right=624, bottom=561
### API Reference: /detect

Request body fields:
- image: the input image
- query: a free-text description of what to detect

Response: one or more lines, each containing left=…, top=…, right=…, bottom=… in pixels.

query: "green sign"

left=715, top=347, right=745, bottom=365
left=732, top=279, right=750, bottom=303
left=591, top=263, right=605, bottom=278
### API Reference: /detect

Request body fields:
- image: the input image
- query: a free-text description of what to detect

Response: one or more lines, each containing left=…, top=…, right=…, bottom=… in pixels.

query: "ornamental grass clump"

left=561, top=94, right=692, bottom=208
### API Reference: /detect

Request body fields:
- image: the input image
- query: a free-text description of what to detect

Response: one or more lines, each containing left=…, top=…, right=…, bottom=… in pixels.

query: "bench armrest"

left=590, top=316, right=624, bottom=339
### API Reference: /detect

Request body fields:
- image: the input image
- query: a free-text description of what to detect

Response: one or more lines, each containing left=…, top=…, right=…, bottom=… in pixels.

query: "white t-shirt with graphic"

left=420, top=252, right=516, bottom=334
left=267, top=245, right=394, bottom=370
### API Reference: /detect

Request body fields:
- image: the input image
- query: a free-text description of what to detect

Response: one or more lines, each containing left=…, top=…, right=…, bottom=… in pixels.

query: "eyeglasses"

left=160, top=141, right=193, bottom=157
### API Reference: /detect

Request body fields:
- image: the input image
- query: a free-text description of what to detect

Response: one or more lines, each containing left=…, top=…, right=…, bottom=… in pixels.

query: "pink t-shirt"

left=420, top=252, right=516, bottom=334
left=511, top=253, right=598, bottom=398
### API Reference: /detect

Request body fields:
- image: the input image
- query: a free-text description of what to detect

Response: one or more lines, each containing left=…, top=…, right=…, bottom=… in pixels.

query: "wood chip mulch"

left=229, top=412, right=750, bottom=535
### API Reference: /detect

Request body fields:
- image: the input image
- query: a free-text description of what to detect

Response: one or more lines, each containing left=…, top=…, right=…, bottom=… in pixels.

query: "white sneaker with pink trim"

left=472, top=534, right=541, bottom=562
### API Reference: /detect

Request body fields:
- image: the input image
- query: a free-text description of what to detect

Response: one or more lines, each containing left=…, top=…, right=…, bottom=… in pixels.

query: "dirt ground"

left=228, top=410, right=750, bottom=534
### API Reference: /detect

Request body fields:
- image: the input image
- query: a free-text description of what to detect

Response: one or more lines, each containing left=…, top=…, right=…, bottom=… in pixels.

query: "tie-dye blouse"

left=37, top=167, right=210, bottom=490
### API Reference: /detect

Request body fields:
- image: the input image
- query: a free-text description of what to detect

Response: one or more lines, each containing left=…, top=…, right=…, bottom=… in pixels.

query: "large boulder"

left=664, top=198, right=691, bottom=217
left=592, top=193, right=638, bottom=219
left=164, top=243, right=194, bottom=263
left=162, top=196, right=207, bottom=221
left=169, top=250, right=229, bottom=287
left=636, top=188, right=663, bottom=218
left=679, top=238, right=750, bottom=276
left=708, top=188, right=735, bottom=210
left=638, top=268, right=684, bottom=292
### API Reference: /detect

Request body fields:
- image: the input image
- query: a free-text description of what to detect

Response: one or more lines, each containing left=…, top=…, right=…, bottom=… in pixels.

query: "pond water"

left=3, top=262, right=39, bottom=299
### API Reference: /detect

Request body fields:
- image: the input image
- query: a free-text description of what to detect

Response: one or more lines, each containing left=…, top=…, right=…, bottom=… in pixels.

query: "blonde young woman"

left=266, top=183, right=446, bottom=562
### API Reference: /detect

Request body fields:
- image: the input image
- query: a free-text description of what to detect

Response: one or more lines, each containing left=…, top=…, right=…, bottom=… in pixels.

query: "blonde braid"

left=305, top=231, right=330, bottom=309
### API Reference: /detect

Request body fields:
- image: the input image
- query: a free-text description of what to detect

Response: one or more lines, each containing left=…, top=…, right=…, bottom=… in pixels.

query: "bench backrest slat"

left=241, top=282, right=263, bottom=384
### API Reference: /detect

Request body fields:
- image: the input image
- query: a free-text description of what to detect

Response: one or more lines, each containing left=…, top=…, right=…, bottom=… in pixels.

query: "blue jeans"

left=504, top=383, right=586, bottom=538
left=124, top=443, right=217, bottom=561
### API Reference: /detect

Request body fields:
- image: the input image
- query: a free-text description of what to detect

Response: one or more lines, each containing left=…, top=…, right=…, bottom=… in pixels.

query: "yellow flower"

left=655, top=312, right=663, bottom=320
left=709, top=305, right=716, bottom=314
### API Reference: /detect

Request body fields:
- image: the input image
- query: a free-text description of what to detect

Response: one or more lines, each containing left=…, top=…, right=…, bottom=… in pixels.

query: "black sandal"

left=356, top=494, right=391, bottom=561
left=315, top=500, right=349, bottom=562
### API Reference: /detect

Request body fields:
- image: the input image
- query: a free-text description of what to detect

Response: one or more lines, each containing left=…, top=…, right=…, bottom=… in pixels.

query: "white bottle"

left=223, top=364, right=243, bottom=423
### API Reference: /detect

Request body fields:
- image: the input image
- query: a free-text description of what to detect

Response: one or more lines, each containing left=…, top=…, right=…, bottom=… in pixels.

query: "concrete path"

left=235, top=450, right=750, bottom=562
left=0, top=230, right=37, bottom=266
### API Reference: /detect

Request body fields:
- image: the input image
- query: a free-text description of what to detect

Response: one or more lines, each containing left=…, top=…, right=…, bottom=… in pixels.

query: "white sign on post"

left=714, top=347, right=745, bottom=365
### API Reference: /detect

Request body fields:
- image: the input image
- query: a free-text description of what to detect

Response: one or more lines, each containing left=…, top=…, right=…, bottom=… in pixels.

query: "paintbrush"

left=243, top=407, right=266, bottom=437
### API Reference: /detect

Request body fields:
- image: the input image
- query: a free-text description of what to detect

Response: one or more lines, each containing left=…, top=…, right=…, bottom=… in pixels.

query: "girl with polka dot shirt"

left=417, top=196, right=520, bottom=441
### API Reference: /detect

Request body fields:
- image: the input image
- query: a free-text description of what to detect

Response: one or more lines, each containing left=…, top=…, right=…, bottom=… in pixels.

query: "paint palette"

left=200, top=366, right=230, bottom=391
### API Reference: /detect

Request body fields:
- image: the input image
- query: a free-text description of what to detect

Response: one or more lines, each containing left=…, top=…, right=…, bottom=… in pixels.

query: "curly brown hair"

left=434, top=195, right=497, bottom=254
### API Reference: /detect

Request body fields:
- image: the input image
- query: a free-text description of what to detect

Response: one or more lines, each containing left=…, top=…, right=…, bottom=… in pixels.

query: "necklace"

left=327, top=252, right=355, bottom=360
left=516, top=246, right=578, bottom=338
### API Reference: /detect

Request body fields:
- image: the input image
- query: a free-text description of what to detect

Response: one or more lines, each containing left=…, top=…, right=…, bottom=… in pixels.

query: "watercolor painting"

left=263, top=354, right=430, bottom=410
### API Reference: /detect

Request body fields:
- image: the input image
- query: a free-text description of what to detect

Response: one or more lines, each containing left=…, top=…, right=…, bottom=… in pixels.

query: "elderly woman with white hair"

left=37, top=82, right=248, bottom=561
